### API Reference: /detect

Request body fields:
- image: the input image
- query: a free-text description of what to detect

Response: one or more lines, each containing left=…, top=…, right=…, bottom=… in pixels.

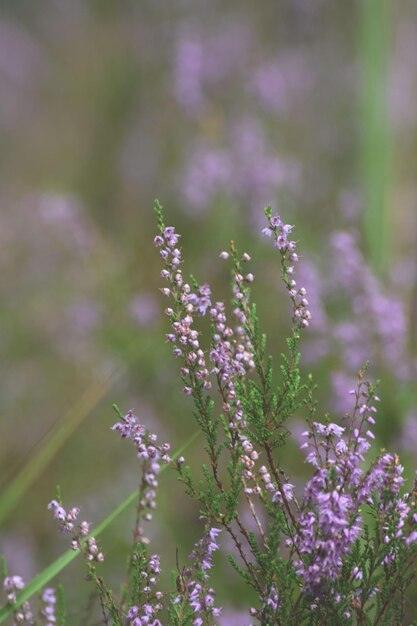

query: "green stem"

left=359, top=0, right=391, bottom=277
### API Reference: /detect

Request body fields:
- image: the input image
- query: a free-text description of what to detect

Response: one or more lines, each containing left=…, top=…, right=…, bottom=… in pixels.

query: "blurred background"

left=1, top=0, right=417, bottom=622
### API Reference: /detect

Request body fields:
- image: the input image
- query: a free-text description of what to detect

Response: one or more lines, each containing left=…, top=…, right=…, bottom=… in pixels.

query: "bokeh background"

left=1, top=0, right=417, bottom=623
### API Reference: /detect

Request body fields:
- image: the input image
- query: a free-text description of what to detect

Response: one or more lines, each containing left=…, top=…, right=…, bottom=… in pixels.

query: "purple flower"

left=292, top=380, right=385, bottom=591
left=41, top=587, right=56, bottom=624
left=262, top=211, right=311, bottom=329
left=183, top=527, right=222, bottom=624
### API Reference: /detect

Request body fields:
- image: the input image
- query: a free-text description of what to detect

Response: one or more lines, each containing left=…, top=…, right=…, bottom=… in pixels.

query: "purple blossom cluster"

left=3, top=575, right=25, bottom=606
left=293, top=377, right=417, bottom=596
left=2, top=575, right=33, bottom=626
left=210, top=301, right=246, bottom=415
left=47, top=499, right=102, bottom=562
left=2, top=573, right=56, bottom=625
left=293, top=464, right=362, bottom=590
left=126, top=554, right=163, bottom=626
left=263, top=211, right=311, bottom=329
left=210, top=254, right=269, bottom=500
left=40, top=588, right=56, bottom=626
left=265, top=584, right=279, bottom=612
left=221, top=247, right=298, bottom=512
left=126, top=603, right=162, bottom=626
left=155, top=223, right=256, bottom=483
left=208, top=270, right=255, bottom=429
left=154, top=225, right=212, bottom=395
left=112, top=409, right=171, bottom=540
left=243, top=455, right=295, bottom=511
left=178, top=527, right=222, bottom=626
left=248, top=584, right=281, bottom=623
left=293, top=389, right=374, bottom=590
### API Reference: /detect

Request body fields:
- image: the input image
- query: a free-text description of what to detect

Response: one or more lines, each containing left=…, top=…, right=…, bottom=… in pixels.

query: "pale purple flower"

left=129, top=294, right=159, bottom=328
left=41, top=587, right=56, bottom=624
left=184, top=527, right=222, bottom=624
left=251, top=53, right=313, bottom=113
left=262, top=211, right=311, bottom=329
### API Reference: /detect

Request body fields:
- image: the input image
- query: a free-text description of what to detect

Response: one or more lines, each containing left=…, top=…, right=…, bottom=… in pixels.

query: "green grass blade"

left=0, top=338, right=153, bottom=525
left=0, top=368, right=124, bottom=525
left=359, top=0, right=391, bottom=276
left=0, top=429, right=200, bottom=623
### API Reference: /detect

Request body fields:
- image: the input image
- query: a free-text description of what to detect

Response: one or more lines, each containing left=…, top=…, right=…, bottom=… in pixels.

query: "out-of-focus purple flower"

left=181, top=145, right=232, bottom=214
left=301, top=227, right=413, bottom=391
left=331, top=371, right=357, bottom=416
left=173, top=21, right=251, bottom=118
left=251, top=53, right=313, bottom=113
left=3, top=573, right=34, bottom=621
left=68, top=299, right=102, bottom=337
left=338, top=189, right=362, bottom=222
left=230, top=119, right=300, bottom=211
left=397, top=412, right=417, bottom=454
left=180, top=119, right=299, bottom=216
left=0, top=20, right=47, bottom=130
left=297, top=258, right=327, bottom=331
left=3, top=575, right=24, bottom=593
left=129, top=293, right=159, bottom=328
left=41, top=587, right=56, bottom=624
left=219, top=609, right=253, bottom=626
left=0, top=533, right=36, bottom=583
left=173, top=29, right=205, bottom=117
left=38, top=192, right=94, bottom=253
left=329, top=230, right=410, bottom=380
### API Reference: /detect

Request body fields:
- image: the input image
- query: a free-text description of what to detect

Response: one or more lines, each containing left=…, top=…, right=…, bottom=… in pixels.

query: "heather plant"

left=3, top=202, right=417, bottom=625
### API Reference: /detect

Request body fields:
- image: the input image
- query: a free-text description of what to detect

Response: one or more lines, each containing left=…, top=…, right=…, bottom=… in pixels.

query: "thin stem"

left=373, top=560, right=414, bottom=625
left=243, top=479, right=266, bottom=546
left=223, top=522, right=263, bottom=595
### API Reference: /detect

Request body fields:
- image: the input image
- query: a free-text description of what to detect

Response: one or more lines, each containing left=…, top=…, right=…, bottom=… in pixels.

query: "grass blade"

left=0, top=368, right=124, bottom=525
left=0, top=429, right=200, bottom=622
left=0, top=337, right=153, bottom=524
left=359, top=0, right=391, bottom=276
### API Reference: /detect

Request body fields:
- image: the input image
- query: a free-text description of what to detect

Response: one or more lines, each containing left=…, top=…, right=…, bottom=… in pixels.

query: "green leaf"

left=154, top=198, right=165, bottom=232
